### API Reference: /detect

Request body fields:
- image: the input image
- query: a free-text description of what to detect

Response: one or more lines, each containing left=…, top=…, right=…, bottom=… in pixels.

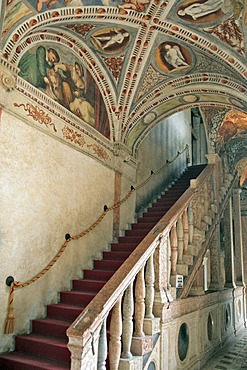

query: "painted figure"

left=18, top=46, right=60, bottom=89
left=36, top=0, right=72, bottom=12
left=70, top=97, right=95, bottom=126
left=46, top=61, right=95, bottom=126
left=163, top=44, right=189, bottom=69
left=178, top=0, right=224, bottom=20
left=53, top=62, right=85, bottom=107
left=92, top=28, right=129, bottom=50
left=118, top=0, right=150, bottom=12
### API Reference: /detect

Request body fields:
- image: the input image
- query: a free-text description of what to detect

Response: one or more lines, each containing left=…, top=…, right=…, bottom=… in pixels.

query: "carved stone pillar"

left=232, top=188, right=245, bottom=286
left=189, top=265, right=205, bottom=296
left=153, top=235, right=173, bottom=317
left=224, top=197, right=236, bottom=288
left=205, top=154, right=221, bottom=207
left=209, top=224, right=225, bottom=291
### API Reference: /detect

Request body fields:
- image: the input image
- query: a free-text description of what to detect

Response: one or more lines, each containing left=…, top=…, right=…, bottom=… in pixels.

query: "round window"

left=207, top=313, right=213, bottom=341
left=178, top=323, right=189, bottom=361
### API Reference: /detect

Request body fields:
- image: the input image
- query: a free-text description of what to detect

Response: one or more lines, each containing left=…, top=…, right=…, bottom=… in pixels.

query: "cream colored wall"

left=242, top=216, right=247, bottom=282
left=0, top=107, right=193, bottom=353
left=0, top=110, right=116, bottom=352
left=135, top=110, right=192, bottom=211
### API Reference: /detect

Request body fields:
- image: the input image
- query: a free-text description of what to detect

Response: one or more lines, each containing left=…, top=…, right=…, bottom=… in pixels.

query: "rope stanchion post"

left=4, top=145, right=189, bottom=334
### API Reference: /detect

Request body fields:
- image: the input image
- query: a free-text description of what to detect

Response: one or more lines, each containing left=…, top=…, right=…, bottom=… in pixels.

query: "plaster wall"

left=135, top=110, right=192, bottom=212
left=242, top=216, right=247, bottom=281
left=0, top=110, right=116, bottom=352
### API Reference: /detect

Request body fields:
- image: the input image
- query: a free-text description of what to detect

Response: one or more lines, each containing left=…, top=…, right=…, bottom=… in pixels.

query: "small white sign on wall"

left=176, top=275, right=183, bottom=288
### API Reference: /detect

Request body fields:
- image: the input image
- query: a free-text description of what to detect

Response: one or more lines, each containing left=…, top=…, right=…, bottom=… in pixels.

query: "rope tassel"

left=5, top=282, right=16, bottom=334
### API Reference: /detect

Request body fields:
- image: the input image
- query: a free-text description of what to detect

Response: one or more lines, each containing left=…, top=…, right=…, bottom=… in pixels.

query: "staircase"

left=0, top=165, right=206, bottom=370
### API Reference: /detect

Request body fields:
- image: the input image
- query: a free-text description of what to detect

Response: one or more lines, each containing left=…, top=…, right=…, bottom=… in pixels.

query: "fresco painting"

left=18, top=45, right=110, bottom=138
left=155, top=42, right=191, bottom=73
left=177, top=0, right=231, bottom=23
left=218, top=110, right=247, bottom=143
left=235, top=158, right=247, bottom=187
left=90, top=28, right=130, bottom=53
left=2, top=0, right=31, bottom=38
left=25, top=0, right=128, bottom=12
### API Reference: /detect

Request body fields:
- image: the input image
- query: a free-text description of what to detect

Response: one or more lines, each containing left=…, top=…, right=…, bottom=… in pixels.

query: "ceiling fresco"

left=0, top=0, right=246, bottom=163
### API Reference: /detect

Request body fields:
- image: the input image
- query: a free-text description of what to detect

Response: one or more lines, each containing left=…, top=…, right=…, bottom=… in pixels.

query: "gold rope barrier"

left=4, top=144, right=189, bottom=334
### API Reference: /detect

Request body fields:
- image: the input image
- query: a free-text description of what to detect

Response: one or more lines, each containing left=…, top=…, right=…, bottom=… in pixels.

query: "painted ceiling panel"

left=0, top=0, right=246, bottom=157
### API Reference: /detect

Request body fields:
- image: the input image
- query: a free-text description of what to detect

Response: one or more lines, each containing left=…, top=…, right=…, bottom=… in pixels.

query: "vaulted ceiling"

left=0, top=0, right=246, bottom=177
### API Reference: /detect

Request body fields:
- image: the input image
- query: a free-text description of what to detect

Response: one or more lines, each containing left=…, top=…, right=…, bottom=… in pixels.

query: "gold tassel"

left=5, top=282, right=15, bottom=334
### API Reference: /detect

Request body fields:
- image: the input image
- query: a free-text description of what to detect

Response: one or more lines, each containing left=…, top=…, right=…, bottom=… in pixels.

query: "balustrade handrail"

left=67, top=163, right=215, bottom=348
left=179, top=170, right=238, bottom=299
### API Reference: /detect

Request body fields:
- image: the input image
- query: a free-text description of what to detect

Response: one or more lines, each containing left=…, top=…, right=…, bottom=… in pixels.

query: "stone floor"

left=202, top=329, right=247, bottom=370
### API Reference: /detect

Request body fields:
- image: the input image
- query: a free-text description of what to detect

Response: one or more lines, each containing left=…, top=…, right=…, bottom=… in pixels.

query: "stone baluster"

left=134, top=266, right=145, bottom=337
left=177, top=215, right=184, bottom=263
left=189, top=266, right=205, bottom=296
left=145, top=253, right=154, bottom=319
left=224, top=197, right=236, bottom=288
left=153, top=235, right=173, bottom=316
left=204, top=181, right=210, bottom=215
left=183, top=207, right=189, bottom=254
left=170, top=223, right=178, bottom=276
left=205, top=154, right=221, bottom=207
left=232, top=188, right=245, bottom=286
left=167, top=236, right=171, bottom=288
left=209, top=224, right=225, bottom=291
left=98, top=318, right=107, bottom=370
left=188, top=202, right=194, bottom=245
left=192, top=196, right=200, bottom=230
left=109, top=297, right=123, bottom=370
left=200, top=187, right=205, bottom=219
left=121, top=282, right=134, bottom=360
